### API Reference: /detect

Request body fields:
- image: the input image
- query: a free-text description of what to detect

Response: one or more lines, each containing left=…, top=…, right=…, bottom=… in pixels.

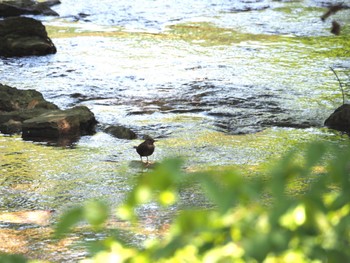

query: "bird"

left=134, top=138, right=156, bottom=163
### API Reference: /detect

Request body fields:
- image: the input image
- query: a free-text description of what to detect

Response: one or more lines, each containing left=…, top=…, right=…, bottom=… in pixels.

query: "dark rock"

left=22, top=106, right=97, bottom=140
left=0, top=84, right=58, bottom=112
left=0, top=84, right=59, bottom=134
left=324, top=104, right=350, bottom=133
left=0, top=0, right=60, bottom=17
left=0, top=119, right=22, bottom=134
left=0, top=84, right=97, bottom=144
left=105, top=125, right=137, bottom=140
left=0, top=17, right=57, bottom=57
left=0, top=108, right=55, bottom=123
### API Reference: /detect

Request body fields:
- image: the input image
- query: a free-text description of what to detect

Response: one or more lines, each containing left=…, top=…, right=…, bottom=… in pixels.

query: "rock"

left=105, top=125, right=137, bottom=140
left=0, top=84, right=97, bottom=144
left=324, top=104, right=350, bottom=133
left=0, top=108, right=55, bottom=125
left=0, top=0, right=60, bottom=17
left=0, top=84, right=59, bottom=134
left=0, top=84, right=58, bottom=112
left=22, top=106, right=97, bottom=140
left=0, top=119, right=22, bottom=134
left=0, top=17, right=57, bottom=57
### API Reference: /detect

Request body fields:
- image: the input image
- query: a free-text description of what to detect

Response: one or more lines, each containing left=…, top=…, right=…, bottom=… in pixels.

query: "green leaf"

left=329, top=146, right=350, bottom=191
left=305, top=142, right=326, bottom=165
left=84, top=200, right=109, bottom=228
left=200, top=173, right=236, bottom=213
left=200, top=173, right=225, bottom=203
left=0, top=254, right=27, bottom=263
left=269, top=149, right=302, bottom=200
left=54, top=206, right=84, bottom=239
left=124, top=158, right=184, bottom=210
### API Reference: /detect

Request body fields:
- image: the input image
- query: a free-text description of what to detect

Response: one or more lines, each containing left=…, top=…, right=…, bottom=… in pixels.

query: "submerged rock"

left=0, top=0, right=60, bottom=17
left=104, top=125, right=137, bottom=140
left=324, top=104, right=350, bottom=133
left=0, top=17, right=56, bottom=57
left=22, top=106, right=97, bottom=141
left=227, top=0, right=270, bottom=12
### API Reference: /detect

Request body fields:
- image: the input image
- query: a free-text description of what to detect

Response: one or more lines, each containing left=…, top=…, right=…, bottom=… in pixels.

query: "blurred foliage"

left=57, top=141, right=350, bottom=263
left=54, top=199, right=109, bottom=239
left=2, top=141, right=350, bottom=262
left=0, top=254, right=27, bottom=263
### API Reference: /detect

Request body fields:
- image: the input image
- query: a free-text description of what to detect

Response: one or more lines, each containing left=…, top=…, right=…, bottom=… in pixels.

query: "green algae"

left=166, top=21, right=350, bottom=58
left=166, top=22, right=281, bottom=46
left=46, top=15, right=350, bottom=66
left=295, top=35, right=350, bottom=59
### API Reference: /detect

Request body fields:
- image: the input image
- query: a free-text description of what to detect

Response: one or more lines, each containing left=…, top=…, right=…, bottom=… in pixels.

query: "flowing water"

left=0, top=0, right=350, bottom=261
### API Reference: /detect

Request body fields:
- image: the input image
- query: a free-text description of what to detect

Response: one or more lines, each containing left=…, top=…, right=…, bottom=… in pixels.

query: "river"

left=0, top=0, right=349, bottom=261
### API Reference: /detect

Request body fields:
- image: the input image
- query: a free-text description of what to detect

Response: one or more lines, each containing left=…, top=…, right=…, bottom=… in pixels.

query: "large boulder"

left=0, top=0, right=60, bottom=17
left=22, top=106, right=97, bottom=140
left=324, top=104, right=350, bottom=133
left=0, top=84, right=97, bottom=144
left=0, top=17, right=56, bottom=57
left=0, top=84, right=58, bottom=134
left=0, top=84, right=58, bottom=112
left=0, top=109, right=55, bottom=134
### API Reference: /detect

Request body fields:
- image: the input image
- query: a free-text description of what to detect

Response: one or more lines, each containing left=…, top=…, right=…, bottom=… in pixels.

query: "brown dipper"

left=134, top=138, right=156, bottom=163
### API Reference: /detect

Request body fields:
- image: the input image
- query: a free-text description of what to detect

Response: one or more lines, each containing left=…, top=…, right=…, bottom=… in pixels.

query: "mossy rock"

left=22, top=106, right=97, bottom=140
left=0, top=84, right=58, bottom=112
left=0, top=17, right=57, bottom=57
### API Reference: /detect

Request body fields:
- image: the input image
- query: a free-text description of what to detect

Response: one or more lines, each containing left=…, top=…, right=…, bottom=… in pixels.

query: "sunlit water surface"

left=0, top=0, right=349, bottom=261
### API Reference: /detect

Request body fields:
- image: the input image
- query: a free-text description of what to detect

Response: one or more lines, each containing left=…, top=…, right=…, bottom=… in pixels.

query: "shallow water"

left=1, top=0, right=350, bottom=261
